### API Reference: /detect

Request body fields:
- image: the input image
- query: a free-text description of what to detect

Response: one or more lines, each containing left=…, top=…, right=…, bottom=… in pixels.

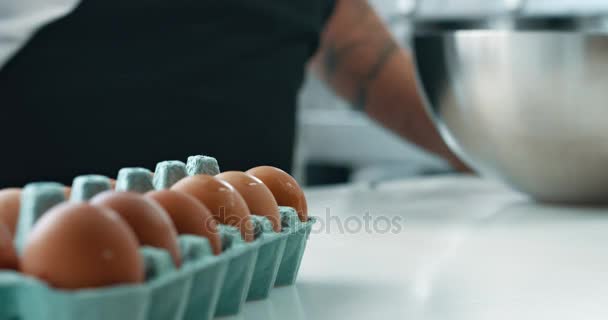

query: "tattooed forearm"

left=312, top=0, right=470, bottom=170
left=322, top=41, right=367, bottom=79
left=315, top=0, right=400, bottom=110
left=321, top=36, right=399, bottom=110
left=352, top=41, right=399, bottom=110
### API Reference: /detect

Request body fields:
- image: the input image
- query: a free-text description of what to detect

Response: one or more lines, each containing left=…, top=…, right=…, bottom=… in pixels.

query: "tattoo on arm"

left=352, top=41, right=398, bottom=110
left=322, top=38, right=399, bottom=111
left=323, top=41, right=367, bottom=79
left=319, top=0, right=400, bottom=111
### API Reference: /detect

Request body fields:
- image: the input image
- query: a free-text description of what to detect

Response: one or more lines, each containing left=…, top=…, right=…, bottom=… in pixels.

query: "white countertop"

left=221, top=175, right=608, bottom=320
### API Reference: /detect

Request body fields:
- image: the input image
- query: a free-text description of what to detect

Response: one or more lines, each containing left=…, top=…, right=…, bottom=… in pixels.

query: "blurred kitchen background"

left=294, top=0, right=608, bottom=187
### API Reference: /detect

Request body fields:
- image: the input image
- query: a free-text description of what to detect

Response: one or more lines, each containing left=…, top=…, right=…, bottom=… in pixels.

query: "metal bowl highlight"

left=413, top=30, right=608, bottom=204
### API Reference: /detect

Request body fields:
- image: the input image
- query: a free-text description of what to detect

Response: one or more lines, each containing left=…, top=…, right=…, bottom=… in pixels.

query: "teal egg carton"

left=16, top=276, right=148, bottom=320
left=0, top=206, right=314, bottom=320
left=246, top=217, right=288, bottom=301
left=0, top=271, right=22, bottom=320
left=213, top=225, right=259, bottom=316
left=275, top=207, right=316, bottom=286
left=0, top=212, right=312, bottom=320
left=1, top=155, right=316, bottom=320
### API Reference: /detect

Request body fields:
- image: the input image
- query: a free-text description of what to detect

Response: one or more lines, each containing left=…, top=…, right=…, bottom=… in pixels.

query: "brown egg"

left=247, top=166, right=308, bottom=221
left=0, top=188, right=20, bottom=237
left=21, top=202, right=143, bottom=289
left=146, top=190, right=222, bottom=255
left=172, top=175, right=254, bottom=242
left=91, top=192, right=181, bottom=267
left=0, top=222, right=18, bottom=270
left=216, top=171, right=281, bottom=232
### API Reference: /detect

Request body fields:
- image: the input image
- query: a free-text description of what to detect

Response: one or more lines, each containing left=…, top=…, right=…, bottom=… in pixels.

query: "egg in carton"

left=0, top=155, right=315, bottom=320
left=105, top=163, right=263, bottom=317
left=244, top=165, right=315, bottom=287
left=2, top=175, right=238, bottom=320
left=3, top=182, right=148, bottom=320
left=176, top=157, right=316, bottom=303
left=169, top=158, right=260, bottom=316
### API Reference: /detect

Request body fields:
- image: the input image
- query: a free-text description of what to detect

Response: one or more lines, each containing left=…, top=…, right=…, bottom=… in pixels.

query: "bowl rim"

left=413, top=14, right=608, bottom=33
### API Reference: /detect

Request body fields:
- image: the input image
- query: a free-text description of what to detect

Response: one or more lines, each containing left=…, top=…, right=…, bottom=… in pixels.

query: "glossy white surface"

left=220, top=175, right=608, bottom=320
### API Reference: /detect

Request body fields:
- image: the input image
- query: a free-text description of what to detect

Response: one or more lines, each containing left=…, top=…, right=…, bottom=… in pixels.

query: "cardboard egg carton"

left=0, top=155, right=315, bottom=320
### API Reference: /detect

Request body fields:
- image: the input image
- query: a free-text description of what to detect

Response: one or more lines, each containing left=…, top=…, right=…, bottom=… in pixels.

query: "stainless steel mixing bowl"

left=413, top=30, right=608, bottom=204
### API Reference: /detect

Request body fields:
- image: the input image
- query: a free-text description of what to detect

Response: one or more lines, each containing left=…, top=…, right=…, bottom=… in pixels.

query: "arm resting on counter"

left=310, top=0, right=468, bottom=171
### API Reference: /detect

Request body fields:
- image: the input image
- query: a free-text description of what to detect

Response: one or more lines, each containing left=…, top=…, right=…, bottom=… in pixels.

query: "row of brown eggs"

left=0, top=166, right=307, bottom=290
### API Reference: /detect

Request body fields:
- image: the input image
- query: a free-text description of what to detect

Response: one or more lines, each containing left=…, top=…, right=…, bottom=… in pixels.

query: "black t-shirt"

left=0, top=0, right=335, bottom=187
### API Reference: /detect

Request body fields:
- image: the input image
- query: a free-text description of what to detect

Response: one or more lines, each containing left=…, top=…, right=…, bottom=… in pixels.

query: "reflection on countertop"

left=228, top=175, right=608, bottom=320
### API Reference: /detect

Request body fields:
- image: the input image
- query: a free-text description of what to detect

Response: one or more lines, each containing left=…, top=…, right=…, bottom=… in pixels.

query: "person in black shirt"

left=0, top=0, right=464, bottom=187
